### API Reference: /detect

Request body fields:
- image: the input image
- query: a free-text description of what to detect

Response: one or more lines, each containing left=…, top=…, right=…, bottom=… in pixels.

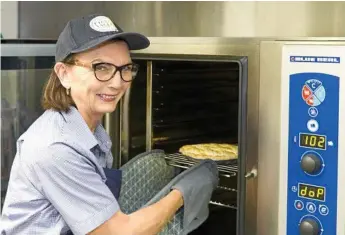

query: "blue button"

left=306, top=79, right=322, bottom=92
left=319, top=205, right=329, bottom=216
left=308, top=107, right=318, bottom=118
left=306, top=202, right=316, bottom=213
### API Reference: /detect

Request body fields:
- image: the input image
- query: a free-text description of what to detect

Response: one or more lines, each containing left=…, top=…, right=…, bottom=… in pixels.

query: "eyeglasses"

left=65, top=60, right=139, bottom=82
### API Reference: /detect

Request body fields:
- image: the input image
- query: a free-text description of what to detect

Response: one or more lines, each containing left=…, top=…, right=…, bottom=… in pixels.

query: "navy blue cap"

left=55, top=14, right=150, bottom=62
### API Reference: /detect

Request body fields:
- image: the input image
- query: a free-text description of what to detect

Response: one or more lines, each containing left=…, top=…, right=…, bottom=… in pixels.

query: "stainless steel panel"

left=18, top=1, right=345, bottom=39
left=132, top=37, right=260, bottom=235
left=257, top=41, right=285, bottom=235
left=18, top=1, right=105, bottom=39
left=258, top=39, right=345, bottom=235
left=1, top=43, right=55, bottom=56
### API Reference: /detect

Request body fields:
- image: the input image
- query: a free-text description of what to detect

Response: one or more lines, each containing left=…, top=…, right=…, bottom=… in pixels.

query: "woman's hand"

left=88, top=187, right=185, bottom=235
left=171, top=159, right=219, bottom=226
left=171, top=189, right=184, bottom=207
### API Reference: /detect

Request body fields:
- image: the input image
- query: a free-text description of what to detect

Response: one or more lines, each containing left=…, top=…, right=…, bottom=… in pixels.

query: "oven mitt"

left=144, top=159, right=219, bottom=235
left=118, top=150, right=176, bottom=214
left=171, top=159, right=219, bottom=234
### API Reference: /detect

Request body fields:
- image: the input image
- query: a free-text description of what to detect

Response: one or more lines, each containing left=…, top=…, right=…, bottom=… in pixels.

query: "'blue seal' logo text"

left=290, top=56, right=340, bottom=63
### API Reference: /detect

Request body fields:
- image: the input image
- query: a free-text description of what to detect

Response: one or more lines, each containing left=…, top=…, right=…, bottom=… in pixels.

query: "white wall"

left=1, top=1, right=18, bottom=38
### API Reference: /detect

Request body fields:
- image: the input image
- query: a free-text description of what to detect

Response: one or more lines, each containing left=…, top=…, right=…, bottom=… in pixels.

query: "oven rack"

left=217, top=185, right=237, bottom=193
left=164, top=153, right=238, bottom=178
left=209, top=200, right=237, bottom=210
left=211, top=185, right=238, bottom=209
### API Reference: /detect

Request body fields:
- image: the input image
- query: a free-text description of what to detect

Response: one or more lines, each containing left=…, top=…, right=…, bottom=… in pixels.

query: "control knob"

left=299, top=218, right=320, bottom=235
left=300, top=153, right=322, bottom=175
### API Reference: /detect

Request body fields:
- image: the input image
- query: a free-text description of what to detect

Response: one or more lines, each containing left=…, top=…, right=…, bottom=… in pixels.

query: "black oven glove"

left=171, top=159, right=219, bottom=234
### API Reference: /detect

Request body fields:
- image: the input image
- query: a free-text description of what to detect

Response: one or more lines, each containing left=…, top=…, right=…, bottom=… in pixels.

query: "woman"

left=1, top=14, right=218, bottom=235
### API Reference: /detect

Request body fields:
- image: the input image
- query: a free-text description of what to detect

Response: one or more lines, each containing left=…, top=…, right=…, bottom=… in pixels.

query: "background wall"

left=12, top=1, right=345, bottom=39
left=1, top=1, right=18, bottom=38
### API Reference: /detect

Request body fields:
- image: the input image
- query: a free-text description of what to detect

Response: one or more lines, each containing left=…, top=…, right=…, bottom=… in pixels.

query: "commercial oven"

left=106, top=38, right=345, bottom=235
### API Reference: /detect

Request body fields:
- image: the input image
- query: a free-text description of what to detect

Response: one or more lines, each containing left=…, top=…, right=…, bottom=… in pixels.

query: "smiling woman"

left=44, top=40, right=135, bottom=131
left=0, top=13, right=219, bottom=235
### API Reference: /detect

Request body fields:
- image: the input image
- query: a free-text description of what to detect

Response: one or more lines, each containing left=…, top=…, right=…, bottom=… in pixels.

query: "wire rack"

left=164, top=153, right=238, bottom=209
left=210, top=185, right=237, bottom=210
left=209, top=200, right=237, bottom=210
left=164, top=153, right=238, bottom=178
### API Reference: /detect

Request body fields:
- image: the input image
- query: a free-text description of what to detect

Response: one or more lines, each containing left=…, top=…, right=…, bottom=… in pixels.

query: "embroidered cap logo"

left=89, top=16, right=118, bottom=32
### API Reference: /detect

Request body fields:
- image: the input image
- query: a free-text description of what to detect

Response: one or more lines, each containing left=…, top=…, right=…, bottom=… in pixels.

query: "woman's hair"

left=41, top=55, right=75, bottom=112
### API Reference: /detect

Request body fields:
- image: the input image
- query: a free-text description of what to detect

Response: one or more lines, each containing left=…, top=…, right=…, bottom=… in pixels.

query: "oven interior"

left=127, top=56, right=247, bottom=235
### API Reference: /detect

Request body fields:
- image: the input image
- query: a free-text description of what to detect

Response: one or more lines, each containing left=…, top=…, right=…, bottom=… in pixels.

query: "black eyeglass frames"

left=65, top=60, right=139, bottom=82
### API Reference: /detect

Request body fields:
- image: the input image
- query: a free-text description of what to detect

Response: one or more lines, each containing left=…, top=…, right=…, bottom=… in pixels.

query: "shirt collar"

left=94, top=124, right=112, bottom=153
left=60, top=106, right=112, bottom=153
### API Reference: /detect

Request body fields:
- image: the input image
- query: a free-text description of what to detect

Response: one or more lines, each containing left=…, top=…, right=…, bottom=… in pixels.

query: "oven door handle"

left=245, top=166, right=258, bottom=179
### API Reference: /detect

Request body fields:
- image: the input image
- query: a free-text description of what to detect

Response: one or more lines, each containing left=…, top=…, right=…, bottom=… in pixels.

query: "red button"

left=302, top=85, right=312, bottom=100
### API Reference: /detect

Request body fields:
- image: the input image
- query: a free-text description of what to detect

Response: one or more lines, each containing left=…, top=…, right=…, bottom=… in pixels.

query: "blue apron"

left=65, top=167, right=122, bottom=235
left=102, top=167, right=122, bottom=199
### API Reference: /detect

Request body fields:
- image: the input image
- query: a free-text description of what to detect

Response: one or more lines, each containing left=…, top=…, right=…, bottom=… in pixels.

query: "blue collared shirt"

left=1, top=106, right=119, bottom=235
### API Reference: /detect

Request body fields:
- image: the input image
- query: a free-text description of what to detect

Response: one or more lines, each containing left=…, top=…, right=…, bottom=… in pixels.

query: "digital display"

left=299, top=133, right=326, bottom=150
left=298, top=183, right=326, bottom=201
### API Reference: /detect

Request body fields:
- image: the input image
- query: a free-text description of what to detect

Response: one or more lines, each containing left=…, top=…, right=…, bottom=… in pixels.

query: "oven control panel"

left=287, top=71, right=340, bottom=235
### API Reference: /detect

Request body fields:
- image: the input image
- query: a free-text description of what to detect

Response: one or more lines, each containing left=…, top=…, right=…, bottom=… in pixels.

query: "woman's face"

left=64, top=41, right=132, bottom=119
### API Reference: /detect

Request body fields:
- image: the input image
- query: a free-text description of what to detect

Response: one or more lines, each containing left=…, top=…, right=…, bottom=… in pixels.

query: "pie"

left=179, top=143, right=238, bottom=161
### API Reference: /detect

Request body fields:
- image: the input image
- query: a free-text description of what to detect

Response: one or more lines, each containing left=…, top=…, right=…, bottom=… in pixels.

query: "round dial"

left=300, top=153, right=322, bottom=174
left=299, top=218, right=320, bottom=235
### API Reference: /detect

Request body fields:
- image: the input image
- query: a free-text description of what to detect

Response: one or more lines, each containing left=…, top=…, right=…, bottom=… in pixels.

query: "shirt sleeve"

left=28, top=144, right=120, bottom=235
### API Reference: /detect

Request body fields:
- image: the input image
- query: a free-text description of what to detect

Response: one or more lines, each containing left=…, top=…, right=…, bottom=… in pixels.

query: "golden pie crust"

left=179, top=143, right=238, bottom=161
